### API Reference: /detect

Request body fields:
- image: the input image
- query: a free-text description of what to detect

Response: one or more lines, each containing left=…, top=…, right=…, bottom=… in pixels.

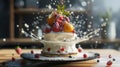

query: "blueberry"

left=113, top=58, right=116, bottom=61
left=69, top=56, right=72, bottom=58
left=41, top=37, right=44, bottom=40
left=97, top=60, right=100, bottom=63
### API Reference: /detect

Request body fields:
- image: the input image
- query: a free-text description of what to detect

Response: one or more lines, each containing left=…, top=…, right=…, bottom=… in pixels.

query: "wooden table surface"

left=0, top=49, right=120, bottom=67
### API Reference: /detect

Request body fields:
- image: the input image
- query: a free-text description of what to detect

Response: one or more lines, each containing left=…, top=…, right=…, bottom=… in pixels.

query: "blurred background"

left=0, top=0, right=120, bottom=50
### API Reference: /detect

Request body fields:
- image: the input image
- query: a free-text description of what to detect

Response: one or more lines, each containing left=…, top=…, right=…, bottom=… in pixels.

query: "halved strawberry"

left=15, top=46, right=22, bottom=55
left=107, top=60, right=112, bottom=66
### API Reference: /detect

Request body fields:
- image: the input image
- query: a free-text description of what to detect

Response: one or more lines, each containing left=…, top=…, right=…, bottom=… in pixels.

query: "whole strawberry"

left=78, top=48, right=82, bottom=53
left=55, top=14, right=64, bottom=25
left=15, top=46, right=22, bottom=55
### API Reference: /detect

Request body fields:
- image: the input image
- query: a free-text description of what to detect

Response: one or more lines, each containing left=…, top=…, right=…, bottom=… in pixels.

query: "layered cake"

left=41, top=5, right=84, bottom=57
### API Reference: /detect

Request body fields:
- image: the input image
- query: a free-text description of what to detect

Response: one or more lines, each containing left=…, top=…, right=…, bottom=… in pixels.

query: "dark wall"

left=0, top=0, right=10, bottom=38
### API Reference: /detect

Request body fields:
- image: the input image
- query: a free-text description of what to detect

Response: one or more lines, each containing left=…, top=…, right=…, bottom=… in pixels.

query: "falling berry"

left=47, top=48, right=51, bottom=52
left=60, top=47, right=65, bottom=51
left=12, top=57, right=15, bottom=61
left=15, top=46, right=22, bottom=55
left=83, top=54, right=87, bottom=58
left=35, top=54, right=40, bottom=58
left=107, top=60, right=112, bottom=66
left=31, top=50, right=34, bottom=54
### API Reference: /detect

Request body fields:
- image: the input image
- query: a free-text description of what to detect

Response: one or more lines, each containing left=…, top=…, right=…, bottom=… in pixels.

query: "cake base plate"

left=21, top=52, right=99, bottom=63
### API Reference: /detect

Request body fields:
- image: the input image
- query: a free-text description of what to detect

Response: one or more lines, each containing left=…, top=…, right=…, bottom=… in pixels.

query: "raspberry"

left=47, top=48, right=51, bottom=52
left=78, top=48, right=82, bottom=52
left=35, top=54, right=40, bottom=58
left=83, top=54, right=87, bottom=58
left=60, top=47, right=65, bottom=51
